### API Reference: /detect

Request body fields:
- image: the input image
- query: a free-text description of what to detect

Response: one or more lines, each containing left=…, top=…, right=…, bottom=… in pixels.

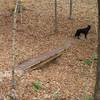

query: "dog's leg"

left=85, top=33, right=87, bottom=39
left=77, top=36, right=80, bottom=39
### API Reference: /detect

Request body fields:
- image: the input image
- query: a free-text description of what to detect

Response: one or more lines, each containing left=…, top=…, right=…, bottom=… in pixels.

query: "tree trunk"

left=69, top=0, right=72, bottom=19
left=94, top=0, right=100, bottom=100
left=54, top=0, right=57, bottom=33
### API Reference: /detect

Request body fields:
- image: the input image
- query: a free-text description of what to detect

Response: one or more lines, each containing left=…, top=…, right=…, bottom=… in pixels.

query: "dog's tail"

left=74, top=31, right=78, bottom=37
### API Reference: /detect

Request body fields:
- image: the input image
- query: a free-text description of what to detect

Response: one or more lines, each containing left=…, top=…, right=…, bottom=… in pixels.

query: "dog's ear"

left=88, top=25, right=91, bottom=29
left=88, top=25, right=91, bottom=27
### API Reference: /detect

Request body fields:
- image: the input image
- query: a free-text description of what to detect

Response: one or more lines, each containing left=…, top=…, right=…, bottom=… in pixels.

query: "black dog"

left=75, top=25, right=91, bottom=39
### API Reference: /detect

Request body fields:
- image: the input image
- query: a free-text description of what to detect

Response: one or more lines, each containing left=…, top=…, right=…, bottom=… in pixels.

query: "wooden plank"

left=15, top=40, right=71, bottom=71
left=16, top=47, right=65, bottom=71
left=31, top=48, right=64, bottom=70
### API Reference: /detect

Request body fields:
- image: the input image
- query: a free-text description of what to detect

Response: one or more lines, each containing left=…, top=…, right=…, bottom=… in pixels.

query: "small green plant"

left=84, top=53, right=97, bottom=65
left=32, top=80, right=42, bottom=92
left=84, top=95, right=93, bottom=100
left=92, top=53, right=98, bottom=60
left=52, top=89, right=61, bottom=100
left=84, top=59, right=92, bottom=65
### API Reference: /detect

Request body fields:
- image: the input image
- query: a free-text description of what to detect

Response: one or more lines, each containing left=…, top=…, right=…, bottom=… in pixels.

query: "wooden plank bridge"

left=15, top=42, right=71, bottom=72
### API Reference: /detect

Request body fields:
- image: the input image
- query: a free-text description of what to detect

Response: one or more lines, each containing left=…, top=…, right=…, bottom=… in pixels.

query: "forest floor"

left=0, top=0, right=98, bottom=100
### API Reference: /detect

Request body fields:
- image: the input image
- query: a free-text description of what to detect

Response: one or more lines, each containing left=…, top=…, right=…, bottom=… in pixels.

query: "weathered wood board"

left=15, top=41, right=71, bottom=71
left=15, top=47, right=65, bottom=71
